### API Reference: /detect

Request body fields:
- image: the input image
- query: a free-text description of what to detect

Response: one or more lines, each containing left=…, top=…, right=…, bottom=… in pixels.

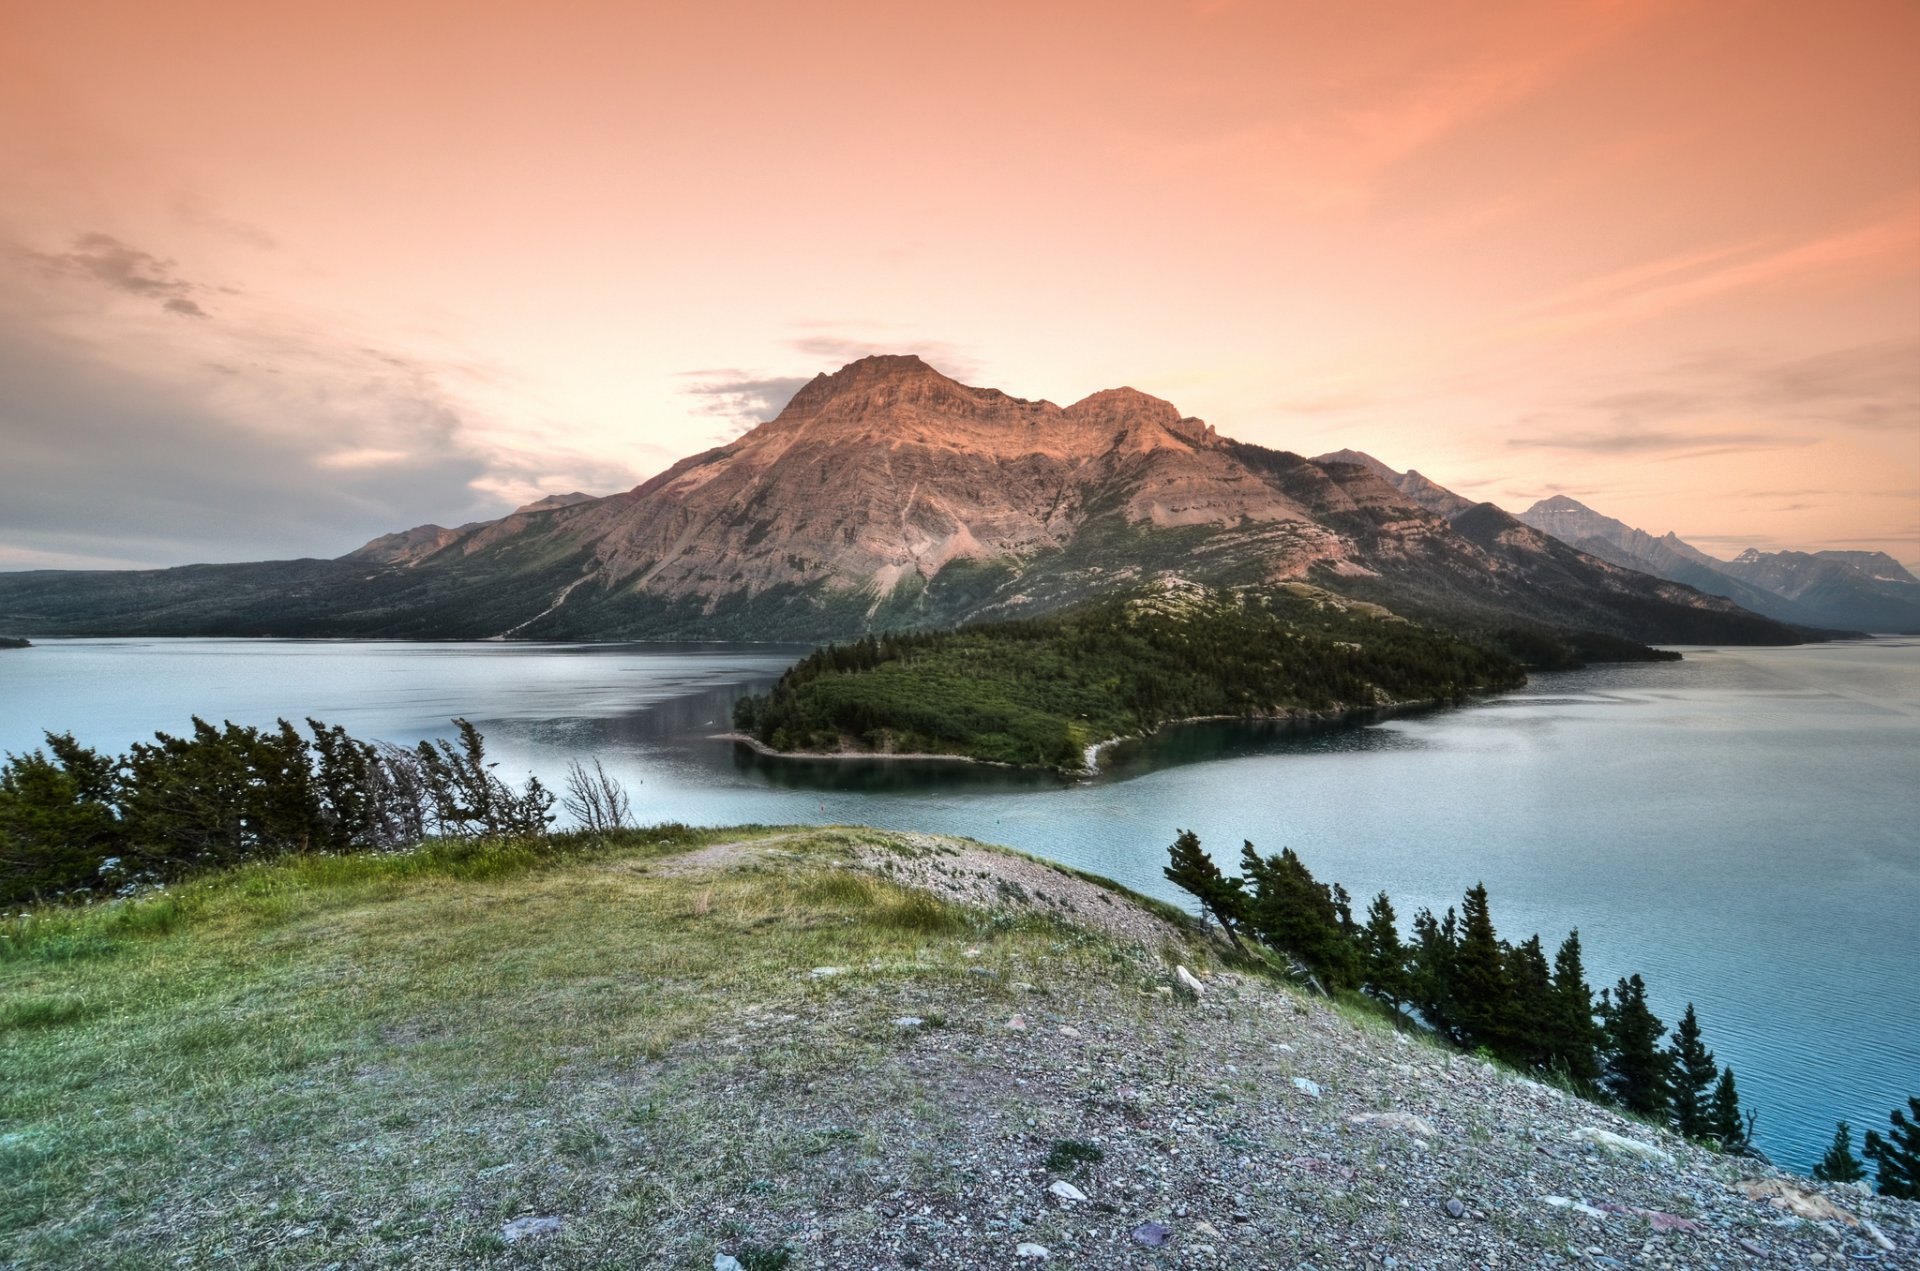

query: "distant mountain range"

left=0, top=355, right=1806, bottom=647
left=1518, top=496, right=1920, bottom=633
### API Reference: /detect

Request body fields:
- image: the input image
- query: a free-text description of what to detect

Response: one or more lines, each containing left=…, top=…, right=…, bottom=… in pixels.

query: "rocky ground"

left=560, top=834, right=1918, bottom=1269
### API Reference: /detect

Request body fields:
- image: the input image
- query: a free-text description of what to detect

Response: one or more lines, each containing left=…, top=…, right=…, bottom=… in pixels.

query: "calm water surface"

left=3, top=635, right=1915, bottom=1171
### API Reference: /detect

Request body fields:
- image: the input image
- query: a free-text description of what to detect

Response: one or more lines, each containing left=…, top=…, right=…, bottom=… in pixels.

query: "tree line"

left=0, top=719, right=634, bottom=906
left=1164, top=830, right=1755, bottom=1152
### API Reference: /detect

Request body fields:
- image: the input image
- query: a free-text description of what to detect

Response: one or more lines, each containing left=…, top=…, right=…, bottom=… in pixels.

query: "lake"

left=2, top=635, right=1915, bottom=1173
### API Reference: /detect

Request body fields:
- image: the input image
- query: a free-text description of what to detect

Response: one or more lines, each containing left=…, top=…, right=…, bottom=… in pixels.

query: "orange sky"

left=2, top=0, right=1916, bottom=570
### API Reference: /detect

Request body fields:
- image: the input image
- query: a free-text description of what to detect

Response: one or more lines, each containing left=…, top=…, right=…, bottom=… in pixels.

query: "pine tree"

left=1666, top=1003, right=1718, bottom=1139
left=1546, top=931, right=1603, bottom=1089
left=1237, top=842, right=1361, bottom=990
left=1359, top=891, right=1411, bottom=1016
left=1163, top=830, right=1248, bottom=953
left=1408, top=906, right=1459, bottom=1040
left=1708, top=1067, right=1748, bottom=1153
left=1812, top=1121, right=1866, bottom=1184
left=1504, top=934, right=1554, bottom=1069
left=1598, top=974, right=1670, bottom=1118
left=1450, top=883, right=1513, bottom=1056
left=1863, top=1096, right=1920, bottom=1200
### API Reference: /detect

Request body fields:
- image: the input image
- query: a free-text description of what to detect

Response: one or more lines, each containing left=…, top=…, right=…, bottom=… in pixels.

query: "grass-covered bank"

left=5, top=825, right=1915, bottom=1269
left=0, top=826, right=1188, bottom=1268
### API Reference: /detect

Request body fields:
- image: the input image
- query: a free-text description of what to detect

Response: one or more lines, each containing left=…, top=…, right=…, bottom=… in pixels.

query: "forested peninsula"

left=730, top=582, right=1527, bottom=772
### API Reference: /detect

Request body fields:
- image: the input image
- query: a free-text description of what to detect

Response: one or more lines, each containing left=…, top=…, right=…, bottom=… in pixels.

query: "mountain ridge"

left=1516, top=495, right=1920, bottom=633
left=0, top=355, right=1803, bottom=647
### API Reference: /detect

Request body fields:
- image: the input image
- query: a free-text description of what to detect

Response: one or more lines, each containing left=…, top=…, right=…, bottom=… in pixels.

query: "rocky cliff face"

left=0, top=356, right=1804, bottom=644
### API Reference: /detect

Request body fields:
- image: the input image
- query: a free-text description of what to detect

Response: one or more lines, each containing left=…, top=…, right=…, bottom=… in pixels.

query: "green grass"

left=0, top=824, right=1176, bottom=1268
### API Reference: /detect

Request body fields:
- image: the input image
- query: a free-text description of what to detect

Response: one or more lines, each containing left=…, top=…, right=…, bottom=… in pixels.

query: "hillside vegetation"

left=732, top=583, right=1526, bottom=770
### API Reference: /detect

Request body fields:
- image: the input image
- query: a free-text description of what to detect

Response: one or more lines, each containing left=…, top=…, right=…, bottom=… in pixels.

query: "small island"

left=730, top=581, right=1527, bottom=772
left=0, top=635, right=31, bottom=649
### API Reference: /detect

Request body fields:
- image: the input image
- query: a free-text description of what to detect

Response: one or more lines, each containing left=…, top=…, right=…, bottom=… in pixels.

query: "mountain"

left=1313, top=449, right=1477, bottom=519
left=1713, top=548, right=1920, bottom=633
left=1518, top=496, right=1920, bottom=633
left=0, top=355, right=1800, bottom=646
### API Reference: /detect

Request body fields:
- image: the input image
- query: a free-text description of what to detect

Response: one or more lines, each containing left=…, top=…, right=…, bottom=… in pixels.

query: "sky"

left=1, top=0, right=1916, bottom=571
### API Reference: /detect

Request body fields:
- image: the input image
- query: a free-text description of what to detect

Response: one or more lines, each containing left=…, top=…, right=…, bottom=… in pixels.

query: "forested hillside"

left=732, top=584, right=1525, bottom=770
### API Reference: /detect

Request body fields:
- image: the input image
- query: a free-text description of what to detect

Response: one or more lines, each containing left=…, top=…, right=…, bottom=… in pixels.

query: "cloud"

left=678, top=370, right=812, bottom=436
left=29, top=231, right=216, bottom=317
left=1506, top=427, right=1810, bottom=456
left=0, top=227, right=636, bottom=567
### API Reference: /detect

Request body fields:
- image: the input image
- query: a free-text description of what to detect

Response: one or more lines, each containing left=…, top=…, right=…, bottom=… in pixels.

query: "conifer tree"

left=1599, top=974, right=1670, bottom=1117
left=1359, top=891, right=1411, bottom=1017
left=1813, top=1121, right=1866, bottom=1184
left=1237, top=842, right=1361, bottom=989
left=1546, top=931, right=1603, bottom=1089
left=1409, top=906, right=1459, bottom=1040
left=1504, top=934, right=1554, bottom=1069
left=1451, top=883, right=1513, bottom=1056
left=1863, top=1096, right=1920, bottom=1200
left=1708, top=1067, right=1748, bottom=1153
left=1666, top=1003, right=1718, bottom=1139
left=1163, top=830, right=1248, bottom=953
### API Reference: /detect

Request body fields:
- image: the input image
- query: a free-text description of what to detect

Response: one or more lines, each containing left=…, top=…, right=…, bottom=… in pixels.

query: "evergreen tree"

left=1708, top=1067, right=1749, bottom=1153
left=1450, top=883, right=1513, bottom=1056
left=1863, top=1096, right=1920, bottom=1200
left=1163, top=829, right=1248, bottom=954
left=1358, top=891, right=1411, bottom=1017
left=1598, top=974, right=1671, bottom=1118
left=1812, top=1121, right=1866, bottom=1184
left=1408, top=905, right=1459, bottom=1040
left=1504, top=934, right=1554, bottom=1069
left=1666, top=1003, right=1718, bottom=1139
left=1546, top=931, right=1603, bottom=1089
left=1237, top=842, right=1361, bottom=990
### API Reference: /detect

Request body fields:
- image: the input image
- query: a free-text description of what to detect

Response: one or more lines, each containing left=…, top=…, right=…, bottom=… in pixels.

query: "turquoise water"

left=2, top=636, right=1915, bottom=1172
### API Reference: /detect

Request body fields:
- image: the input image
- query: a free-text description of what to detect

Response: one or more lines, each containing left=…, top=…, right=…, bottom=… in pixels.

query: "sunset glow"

left=3, top=0, right=1915, bottom=569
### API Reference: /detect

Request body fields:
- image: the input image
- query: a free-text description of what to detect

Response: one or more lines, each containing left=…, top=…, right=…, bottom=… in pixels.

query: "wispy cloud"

left=0, top=227, right=638, bottom=566
left=678, top=370, right=812, bottom=436
left=28, top=232, right=216, bottom=317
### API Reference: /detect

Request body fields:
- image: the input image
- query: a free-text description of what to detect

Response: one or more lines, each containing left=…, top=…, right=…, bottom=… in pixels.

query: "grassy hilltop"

left=4, top=826, right=1913, bottom=1269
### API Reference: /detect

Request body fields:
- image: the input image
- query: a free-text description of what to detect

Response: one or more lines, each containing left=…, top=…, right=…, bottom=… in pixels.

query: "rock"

left=1193, top=1220, right=1223, bottom=1238
left=1006, top=1014, right=1027, bottom=1031
left=1737, top=1178, right=1859, bottom=1226
left=808, top=966, right=846, bottom=978
left=1862, top=1219, right=1895, bottom=1251
left=1015, top=1242, right=1050, bottom=1259
left=1738, top=1239, right=1767, bottom=1257
left=1348, top=1112, right=1437, bottom=1137
left=1047, top=1180, right=1086, bottom=1202
left=1444, top=1198, right=1465, bottom=1219
left=1570, top=1126, right=1672, bottom=1162
left=1131, top=1221, right=1171, bottom=1247
left=894, top=1016, right=924, bottom=1027
left=500, top=1215, right=562, bottom=1242
left=1291, top=1077, right=1322, bottom=1099
left=714, top=1257, right=744, bottom=1271
left=1174, top=965, right=1207, bottom=999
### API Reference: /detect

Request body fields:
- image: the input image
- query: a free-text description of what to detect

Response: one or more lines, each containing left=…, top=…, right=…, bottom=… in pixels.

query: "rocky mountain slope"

left=0, top=356, right=1799, bottom=645
left=1518, top=496, right=1920, bottom=633
left=4, top=825, right=1912, bottom=1268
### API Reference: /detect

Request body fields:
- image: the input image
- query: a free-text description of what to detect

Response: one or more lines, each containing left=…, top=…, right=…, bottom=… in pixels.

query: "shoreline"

left=721, top=691, right=1499, bottom=778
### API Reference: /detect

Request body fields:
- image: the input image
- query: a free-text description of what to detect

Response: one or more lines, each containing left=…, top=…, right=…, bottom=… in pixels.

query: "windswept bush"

left=0, top=717, right=557, bottom=906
